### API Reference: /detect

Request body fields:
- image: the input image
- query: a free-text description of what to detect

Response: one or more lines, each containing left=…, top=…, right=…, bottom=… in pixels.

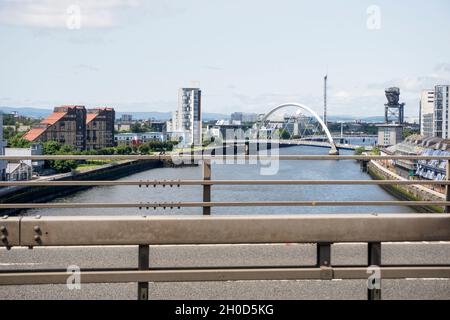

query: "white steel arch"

left=259, top=103, right=339, bottom=155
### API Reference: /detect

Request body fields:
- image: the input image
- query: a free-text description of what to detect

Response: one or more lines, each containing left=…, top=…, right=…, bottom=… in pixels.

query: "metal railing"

left=1, top=154, right=450, bottom=300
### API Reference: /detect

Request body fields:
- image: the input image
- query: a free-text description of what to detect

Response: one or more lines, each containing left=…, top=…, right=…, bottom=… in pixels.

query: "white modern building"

left=377, top=124, right=404, bottom=147
left=167, top=88, right=202, bottom=146
left=434, top=85, right=450, bottom=139
left=420, top=89, right=435, bottom=137
left=114, top=132, right=165, bottom=146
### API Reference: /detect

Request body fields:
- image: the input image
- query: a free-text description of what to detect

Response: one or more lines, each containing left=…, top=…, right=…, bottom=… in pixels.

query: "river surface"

left=26, top=145, right=414, bottom=216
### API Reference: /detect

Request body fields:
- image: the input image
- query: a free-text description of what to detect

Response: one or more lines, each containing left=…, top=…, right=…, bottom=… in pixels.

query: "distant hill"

left=0, top=107, right=229, bottom=121
left=0, top=106, right=53, bottom=119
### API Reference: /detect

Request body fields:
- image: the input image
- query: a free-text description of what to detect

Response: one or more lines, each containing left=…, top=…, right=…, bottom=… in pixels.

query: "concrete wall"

left=368, top=161, right=444, bottom=213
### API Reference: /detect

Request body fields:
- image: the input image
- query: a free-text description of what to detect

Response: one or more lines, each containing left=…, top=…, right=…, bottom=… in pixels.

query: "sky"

left=0, top=0, right=449, bottom=118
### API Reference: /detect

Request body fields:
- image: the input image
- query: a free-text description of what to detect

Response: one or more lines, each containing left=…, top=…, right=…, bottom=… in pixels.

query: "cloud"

left=203, top=65, right=223, bottom=71
left=367, top=63, right=450, bottom=94
left=434, top=63, right=450, bottom=74
left=75, top=64, right=100, bottom=72
left=0, top=0, right=143, bottom=28
left=230, top=92, right=323, bottom=114
left=333, top=90, right=351, bottom=98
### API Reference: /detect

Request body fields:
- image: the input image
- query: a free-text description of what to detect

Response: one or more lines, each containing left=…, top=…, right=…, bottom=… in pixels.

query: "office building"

left=377, top=124, right=404, bottom=147
left=149, top=120, right=166, bottom=133
left=420, top=89, right=435, bottom=137
left=231, top=112, right=243, bottom=122
left=231, top=112, right=258, bottom=123
left=433, top=85, right=450, bottom=139
left=120, top=114, right=133, bottom=122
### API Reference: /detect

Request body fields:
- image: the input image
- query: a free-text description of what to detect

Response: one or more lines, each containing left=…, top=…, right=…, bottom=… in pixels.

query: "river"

left=25, top=145, right=415, bottom=216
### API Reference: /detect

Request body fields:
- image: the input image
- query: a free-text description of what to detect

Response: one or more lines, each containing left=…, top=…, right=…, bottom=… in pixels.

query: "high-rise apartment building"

left=433, top=85, right=450, bottom=139
left=420, top=89, right=435, bottom=137
left=167, top=88, right=202, bottom=145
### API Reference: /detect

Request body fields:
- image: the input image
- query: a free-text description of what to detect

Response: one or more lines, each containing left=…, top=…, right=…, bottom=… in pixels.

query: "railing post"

left=137, top=244, right=149, bottom=300
left=446, top=160, right=450, bottom=213
left=368, top=242, right=381, bottom=300
left=317, top=243, right=331, bottom=267
left=190, top=143, right=195, bottom=162
left=245, top=137, right=250, bottom=156
left=203, top=160, right=211, bottom=215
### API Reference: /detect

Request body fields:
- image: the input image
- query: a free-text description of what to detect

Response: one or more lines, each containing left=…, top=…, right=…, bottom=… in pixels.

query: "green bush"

left=43, top=141, right=77, bottom=173
left=7, top=132, right=31, bottom=148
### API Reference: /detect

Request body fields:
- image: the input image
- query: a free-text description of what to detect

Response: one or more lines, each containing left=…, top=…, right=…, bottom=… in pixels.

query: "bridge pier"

left=360, top=160, right=369, bottom=173
left=329, top=143, right=339, bottom=155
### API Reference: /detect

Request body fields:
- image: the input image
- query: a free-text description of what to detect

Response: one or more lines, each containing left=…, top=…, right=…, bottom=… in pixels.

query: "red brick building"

left=24, top=105, right=87, bottom=151
left=86, top=107, right=115, bottom=150
left=24, top=106, right=115, bottom=151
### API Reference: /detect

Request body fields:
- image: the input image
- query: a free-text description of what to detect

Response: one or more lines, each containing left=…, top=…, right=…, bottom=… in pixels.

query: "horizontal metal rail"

left=1, top=201, right=449, bottom=209
left=2, top=267, right=450, bottom=285
left=2, top=214, right=450, bottom=300
left=2, top=214, right=449, bottom=247
left=2, top=154, right=450, bottom=161
left=1, top=179, right=449, bottom=186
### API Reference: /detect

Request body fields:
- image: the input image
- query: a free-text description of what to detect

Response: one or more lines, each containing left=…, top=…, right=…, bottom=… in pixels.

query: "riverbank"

left=367, top=160, right=444, bottom=213
left=0, top=144, right=251, bottom=215
left=0, top=159, right=167, bottom=215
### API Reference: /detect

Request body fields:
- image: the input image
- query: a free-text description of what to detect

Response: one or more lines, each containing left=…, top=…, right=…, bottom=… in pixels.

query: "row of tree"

left=4, top=131, right=178, bottom=173
left=44, top=140, right=178, bottom=173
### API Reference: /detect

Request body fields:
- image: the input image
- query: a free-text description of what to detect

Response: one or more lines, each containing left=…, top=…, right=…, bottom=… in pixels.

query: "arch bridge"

left=258, top=103, right=339, bottom=155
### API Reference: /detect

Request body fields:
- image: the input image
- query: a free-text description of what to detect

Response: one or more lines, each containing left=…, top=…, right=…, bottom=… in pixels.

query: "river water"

left=26, top=144, right=415, bottom=216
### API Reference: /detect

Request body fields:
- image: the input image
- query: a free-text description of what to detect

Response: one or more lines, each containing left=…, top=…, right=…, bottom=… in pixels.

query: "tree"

left=43, top=141, right=61, bottom=155
left=403, top=128, right=419, bottom=139
left=278, top=129, right=291, bottom=140
left=52, top=159, right=78, bottom=173
left=130, top=122, right=144, bottom=133
left=354, top=147, right=365, bottom=155
left=115, top=145, right=132, bottom=155
left=138, top=144, right=150, bottom=154
left=371, top=146, right=381, bottom=155
left=7, top=133, right=31, bottom=148
left=42, top=141, right=78, bottom=173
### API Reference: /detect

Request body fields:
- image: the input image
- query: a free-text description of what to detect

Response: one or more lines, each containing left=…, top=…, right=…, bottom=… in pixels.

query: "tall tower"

left=177, top=87, right=202, bottom=145
left=384, top=87, right=405, bottom=124
left=377, top=87, right=404, bottom=147
left=323, top=74, right=327, bottom=125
